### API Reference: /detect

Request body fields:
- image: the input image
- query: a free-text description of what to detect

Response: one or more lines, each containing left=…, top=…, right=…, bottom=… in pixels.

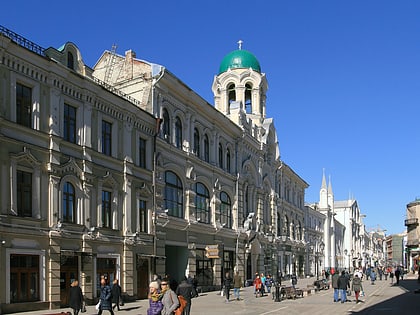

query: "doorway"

left=60, top=256, right=78, bottom=307
left=136, top=258, right=149, bottom=299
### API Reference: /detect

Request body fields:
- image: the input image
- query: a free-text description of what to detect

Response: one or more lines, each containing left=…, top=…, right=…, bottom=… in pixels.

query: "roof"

left=218, top=49, right=261, bottom=74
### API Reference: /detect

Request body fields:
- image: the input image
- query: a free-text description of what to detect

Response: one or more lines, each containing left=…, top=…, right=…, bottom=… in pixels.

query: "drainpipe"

left=151, top=66, right=164, bottom=274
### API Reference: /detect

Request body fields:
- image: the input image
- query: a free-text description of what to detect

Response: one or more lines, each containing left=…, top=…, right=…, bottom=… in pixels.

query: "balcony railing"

left=0, top=25, right=45, bottom=56
left=405, top=218, right=419, bottom=226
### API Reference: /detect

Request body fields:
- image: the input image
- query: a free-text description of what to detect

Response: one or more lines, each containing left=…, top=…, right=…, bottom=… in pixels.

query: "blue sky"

left=2, top=1, right=419, bottom=235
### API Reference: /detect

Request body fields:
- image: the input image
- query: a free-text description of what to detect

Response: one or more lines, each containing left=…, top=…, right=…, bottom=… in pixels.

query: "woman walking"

left=351, top=274, right=363, bottom=303
left=147, top=281, right=163, bottom=315
left=160, top=278, right=179, bottom=315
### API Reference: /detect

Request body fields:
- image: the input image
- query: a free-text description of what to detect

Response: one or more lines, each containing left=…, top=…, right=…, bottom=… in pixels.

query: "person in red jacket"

left=253, top=274, right=262, bottom=297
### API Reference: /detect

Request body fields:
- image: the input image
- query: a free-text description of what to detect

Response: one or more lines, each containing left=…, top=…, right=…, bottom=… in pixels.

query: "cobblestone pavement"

left=6, top=273, right=420, bottom=315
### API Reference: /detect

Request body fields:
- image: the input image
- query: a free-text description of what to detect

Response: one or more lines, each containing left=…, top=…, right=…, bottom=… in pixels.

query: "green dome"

left=219, top=49, right=261, bottom=74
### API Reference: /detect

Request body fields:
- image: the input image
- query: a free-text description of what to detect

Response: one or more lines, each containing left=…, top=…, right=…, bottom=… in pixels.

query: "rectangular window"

left=64, top=104, right=77, bottom=143
left=139, top=137, right=146, bottom=168
left=139, top=200, right=148, bottom=233
left=16, top=83, right=32, bottom=128
left=102, top=120, right=112, bottom=156
left=10, top=254, right=39, bottom=303
left=17, top=170, right=32, bottom=217
left=102, top=190, right=112, bottom=228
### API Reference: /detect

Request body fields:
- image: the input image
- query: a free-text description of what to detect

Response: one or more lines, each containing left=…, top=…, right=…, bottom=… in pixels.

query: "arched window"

left=218, top=143, right=223, bottom=169
left=228, top=83, right=236, bottom=104
left=162, top=109, right=170, bottom=143
left=195, top=183, right=210, bottom=223
left=219, top=192, right=232, bottom=228
left=277, top=212, right=282, bottom=236
left=226, top=149, right=231, bottom=172
left=245, top=83, right=252, bottom=114
left=67, top=52, right=74, bottom=70
left=193, top=128, right=200, bottom=156
left=175, top=117, right=182, bottom=149
left=63, top=182, right=76, bottom=223
left=164, top=171, right=183, bottom=218
left=284, top=215, right=289, bottom=237
left=204, top=134, right=210, bottom=162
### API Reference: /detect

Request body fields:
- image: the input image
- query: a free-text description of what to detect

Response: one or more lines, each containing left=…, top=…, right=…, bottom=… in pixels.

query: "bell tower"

left=212, top=41, right=268, bottom=127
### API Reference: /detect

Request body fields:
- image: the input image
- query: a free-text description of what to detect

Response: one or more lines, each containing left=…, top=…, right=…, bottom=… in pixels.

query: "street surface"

left=7, top=273, right=420, bottom=315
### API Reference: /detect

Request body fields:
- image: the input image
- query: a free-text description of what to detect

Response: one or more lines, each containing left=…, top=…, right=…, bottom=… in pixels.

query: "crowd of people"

left=330, top=265, right=406, bottom=305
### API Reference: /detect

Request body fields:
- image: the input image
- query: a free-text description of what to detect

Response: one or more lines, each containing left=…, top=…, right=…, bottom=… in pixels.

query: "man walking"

left=233, top=271, right=242, bottom=301
left=332, top=270, right=340, bottom=302
left=176, top=276, right=196, bottom=315
left=337, top=270, right=350, bottom=304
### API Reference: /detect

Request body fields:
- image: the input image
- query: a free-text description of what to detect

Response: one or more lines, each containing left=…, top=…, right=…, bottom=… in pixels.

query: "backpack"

left=174, top=295, right=187, bottom=315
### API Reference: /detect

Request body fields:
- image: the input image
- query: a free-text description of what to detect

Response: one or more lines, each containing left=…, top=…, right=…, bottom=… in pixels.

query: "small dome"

left=219, top=49, right=261, bottom=74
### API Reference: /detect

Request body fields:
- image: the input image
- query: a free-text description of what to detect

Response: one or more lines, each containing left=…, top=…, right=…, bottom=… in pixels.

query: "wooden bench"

left=282, top=286, right=297, bottom=299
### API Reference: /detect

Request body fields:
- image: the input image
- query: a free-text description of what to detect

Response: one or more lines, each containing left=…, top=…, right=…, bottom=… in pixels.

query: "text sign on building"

left=205, top=244, right=220, bottom=258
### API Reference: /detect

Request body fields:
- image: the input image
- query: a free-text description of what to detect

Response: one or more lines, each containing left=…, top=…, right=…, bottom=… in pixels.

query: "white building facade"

left=0, top=26, right=310, bottom=313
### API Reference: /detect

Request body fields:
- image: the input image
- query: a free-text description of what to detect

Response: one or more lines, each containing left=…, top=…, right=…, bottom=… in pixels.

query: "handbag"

left=95, top=300, right=101, bottom=311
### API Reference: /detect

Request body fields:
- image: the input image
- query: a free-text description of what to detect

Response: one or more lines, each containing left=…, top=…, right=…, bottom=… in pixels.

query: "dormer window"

left=67, top=52, right=74, bottom=70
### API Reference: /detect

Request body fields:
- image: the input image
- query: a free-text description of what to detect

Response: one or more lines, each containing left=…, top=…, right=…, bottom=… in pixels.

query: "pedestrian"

left=69, top=280, right=84, bottom=315
left=260, top=273, right=266, bottom=296
left=233, top=271, right=242, bottom=301
left=394, top=267, right=401, bottom=285
left=389, top=270, right=394, bottom=284
left=147, top=281, right=163, bottom=315
left=265, top=274, right=273, bottom=294
left=351, top=274, right=363, bottom=303
left=223, top=271, right=233, bottom=302
left=337, top=270, right=350, bottom=304
left=291, top=274, right=298, bottom=289
left=332, top=270, right=340, bottom=302
left=192, top=276, right=199, bottom=297
left=111, top=279, right=122, bottom=311
left=160, top=278, right=179, bottom=315
left=98, top=277, right=114, bottom=315
left=253, top=274, right=262, bottom=297
left=176, top=276, right=196, bottom=315
left=370, top=269, right=376, bottom=285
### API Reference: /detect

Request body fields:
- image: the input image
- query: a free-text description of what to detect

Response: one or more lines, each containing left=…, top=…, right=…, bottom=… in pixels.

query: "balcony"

left=405, top=218, right=419, bottom=227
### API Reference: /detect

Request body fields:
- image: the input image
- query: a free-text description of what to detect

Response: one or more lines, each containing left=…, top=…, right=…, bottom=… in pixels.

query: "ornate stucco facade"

left=0, top=26, right=310, bottom=313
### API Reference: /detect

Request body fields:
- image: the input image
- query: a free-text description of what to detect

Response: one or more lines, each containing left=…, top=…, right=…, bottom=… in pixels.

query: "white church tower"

left=212, top=40, right=268, bottom=128
left=318, top=171, right=336, bottom=270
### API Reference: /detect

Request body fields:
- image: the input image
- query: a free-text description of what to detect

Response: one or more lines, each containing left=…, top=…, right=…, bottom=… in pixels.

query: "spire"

left=319, top=168, right=328, bottom=209
left=321, top=168, right=327, bottom=190
left=328, top=175, right=333, bottom=195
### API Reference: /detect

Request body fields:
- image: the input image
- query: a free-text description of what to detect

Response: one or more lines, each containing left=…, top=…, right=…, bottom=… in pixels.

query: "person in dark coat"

left=331, top=270, right=340, bottom=302
left=223, top=272, right=233, bottom=302
left=98, top=277, right=114, bottom=315
left=111, top=279, right=122, bottom=311
left=69, top=280, right=84, bottom=315
left=176, top=276, right=196, bottom=315
left=337, top=270, right=350, bottom=304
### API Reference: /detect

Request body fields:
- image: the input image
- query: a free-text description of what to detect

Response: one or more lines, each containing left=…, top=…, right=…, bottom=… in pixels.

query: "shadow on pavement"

left=348, top=278, right=420, bottom=315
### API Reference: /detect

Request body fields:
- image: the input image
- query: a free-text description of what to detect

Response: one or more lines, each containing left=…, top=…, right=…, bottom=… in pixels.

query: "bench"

left=282, top=286, right=297, bottom=299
